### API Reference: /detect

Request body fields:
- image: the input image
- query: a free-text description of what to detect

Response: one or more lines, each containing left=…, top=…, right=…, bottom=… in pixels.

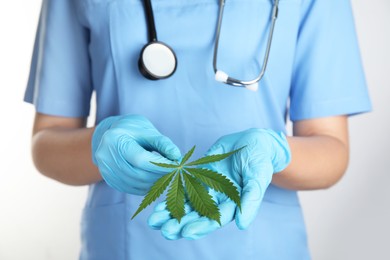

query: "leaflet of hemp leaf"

left=131, top=145, right=244, bottom=224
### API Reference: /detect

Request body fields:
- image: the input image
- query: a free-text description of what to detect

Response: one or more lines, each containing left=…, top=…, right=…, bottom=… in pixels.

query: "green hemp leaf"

left=131, top=145, right=244, bottom=224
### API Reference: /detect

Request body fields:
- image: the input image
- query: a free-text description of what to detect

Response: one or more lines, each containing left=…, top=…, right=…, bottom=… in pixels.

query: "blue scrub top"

left=25, top=0, right=371, bottom=259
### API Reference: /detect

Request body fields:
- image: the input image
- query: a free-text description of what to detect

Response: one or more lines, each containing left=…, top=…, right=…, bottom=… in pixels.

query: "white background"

left=0, top=1, right=389, bottom=259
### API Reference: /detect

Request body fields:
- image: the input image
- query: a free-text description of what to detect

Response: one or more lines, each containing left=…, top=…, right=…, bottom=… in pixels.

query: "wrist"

left=262, top=129, right=291, bottom=173
left=92, top=116, right=120, bottom=164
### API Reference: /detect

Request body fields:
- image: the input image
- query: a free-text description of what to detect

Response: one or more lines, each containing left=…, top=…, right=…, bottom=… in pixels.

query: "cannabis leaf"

left=179, top=145, right=195, bottom=166
left=131, top=170, right=177, bottom=220
left=184, top=167, right=241, bottom=211
left=166, top=173, right=185, bottom=222
left=131, top=145, right=244, bottom=224
left=185, top=147, right=244, bottom=166
left=182, top=172, right=221, bottom=224
left=150, top=162, right=178, bottom=168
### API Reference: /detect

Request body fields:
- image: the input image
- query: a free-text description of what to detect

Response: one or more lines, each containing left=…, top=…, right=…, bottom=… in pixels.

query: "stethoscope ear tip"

left=215, top=70, right=229, bottom=83
left=215, top=70, right=259, bottom=91
left=245, top=83, right=259, bottom=92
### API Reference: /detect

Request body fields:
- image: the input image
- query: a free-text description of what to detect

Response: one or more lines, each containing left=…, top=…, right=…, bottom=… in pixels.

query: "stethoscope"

left=138, top=0, right=279, bottom=91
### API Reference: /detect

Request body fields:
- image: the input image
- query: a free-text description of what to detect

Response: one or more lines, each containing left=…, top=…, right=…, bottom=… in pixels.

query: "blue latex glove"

left=92, top=114, right=181, bottom=195
left=148, top=128, right=291, bottom=239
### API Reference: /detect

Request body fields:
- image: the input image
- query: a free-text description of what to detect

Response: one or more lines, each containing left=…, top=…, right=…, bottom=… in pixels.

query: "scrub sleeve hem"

left=24, top=95, right=91, bottom=118
left=290, top=94, right=372, bottom=122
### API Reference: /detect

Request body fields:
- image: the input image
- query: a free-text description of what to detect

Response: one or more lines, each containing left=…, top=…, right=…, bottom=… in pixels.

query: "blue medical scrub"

left=25, top=0, right=371, bottom=259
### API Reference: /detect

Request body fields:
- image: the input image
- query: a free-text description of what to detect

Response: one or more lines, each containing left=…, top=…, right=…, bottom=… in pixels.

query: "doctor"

left=25, top=0, right=370, bottom=259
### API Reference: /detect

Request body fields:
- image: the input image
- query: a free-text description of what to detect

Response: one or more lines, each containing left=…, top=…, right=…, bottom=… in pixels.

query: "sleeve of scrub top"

left=24, top=0, right=92, bottom=118
left=289, top=0, right=371, bottom=121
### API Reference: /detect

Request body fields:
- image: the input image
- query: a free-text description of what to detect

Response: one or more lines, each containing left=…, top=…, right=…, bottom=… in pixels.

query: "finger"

left=154, top=201, right=167, bottom=212
left=147, top=135, right=181, bottom=161
left=110, top=114, right=180, bottom=160
left=209, top=133, right=240, bottom=152
left=115, top=162, right=159, bottom=191
left=94, top=149, right=129, bottom=192
left=181, top=200, right=236, bottom=240
left=119, top=136, right=178, bottom=174
left=148, top=203, right=192, bottom=230
left=160, top=211, right=200, bottom=240
left=99, top=128, right=177, bottom=174
left=148, top=210, right=171, bottom=230
left=95, top=143, right=157, bottom=194
left=96, top=159, right=147, bottom=195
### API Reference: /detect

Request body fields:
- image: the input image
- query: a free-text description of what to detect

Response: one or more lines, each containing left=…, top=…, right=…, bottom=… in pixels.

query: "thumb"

left=235, top=162, right=273, bottom=230
left=148, top=135, right=181, bottom=161
left=204, top=144, right=224, bottom=157
left=235, top=179, right=263, bottom=230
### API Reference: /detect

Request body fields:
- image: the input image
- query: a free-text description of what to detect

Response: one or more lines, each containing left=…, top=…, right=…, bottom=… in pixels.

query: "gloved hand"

left=147, top=128, right=291, bottom=239
left=92, top=114, right=181, bottom=195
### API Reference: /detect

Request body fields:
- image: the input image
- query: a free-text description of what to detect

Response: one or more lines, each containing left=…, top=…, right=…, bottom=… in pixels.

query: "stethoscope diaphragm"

left=138, top=41, right=177, bottom=80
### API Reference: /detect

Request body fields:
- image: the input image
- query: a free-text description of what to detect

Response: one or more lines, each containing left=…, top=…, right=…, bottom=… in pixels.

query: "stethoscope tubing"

left=143, top=0, right=158, bottom=42
left=213, top=0, right=279, bottom=87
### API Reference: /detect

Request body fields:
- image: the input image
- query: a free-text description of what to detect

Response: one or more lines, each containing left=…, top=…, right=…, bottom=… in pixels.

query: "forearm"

left=272, top=116, right=349, bottom=190
left=32, top=126, right=101, bottom=186
left=272, top=135, right=348, bottom=190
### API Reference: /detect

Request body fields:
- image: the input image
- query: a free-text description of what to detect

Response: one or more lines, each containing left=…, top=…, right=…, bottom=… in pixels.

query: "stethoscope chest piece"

left=138, top=41, right=177, bottom=80
left=139, top=0, right=279, bottom=87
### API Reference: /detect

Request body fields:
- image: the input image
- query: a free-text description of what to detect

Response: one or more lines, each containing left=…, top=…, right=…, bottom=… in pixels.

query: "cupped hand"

left=148, top=128, right=291, bottom=239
